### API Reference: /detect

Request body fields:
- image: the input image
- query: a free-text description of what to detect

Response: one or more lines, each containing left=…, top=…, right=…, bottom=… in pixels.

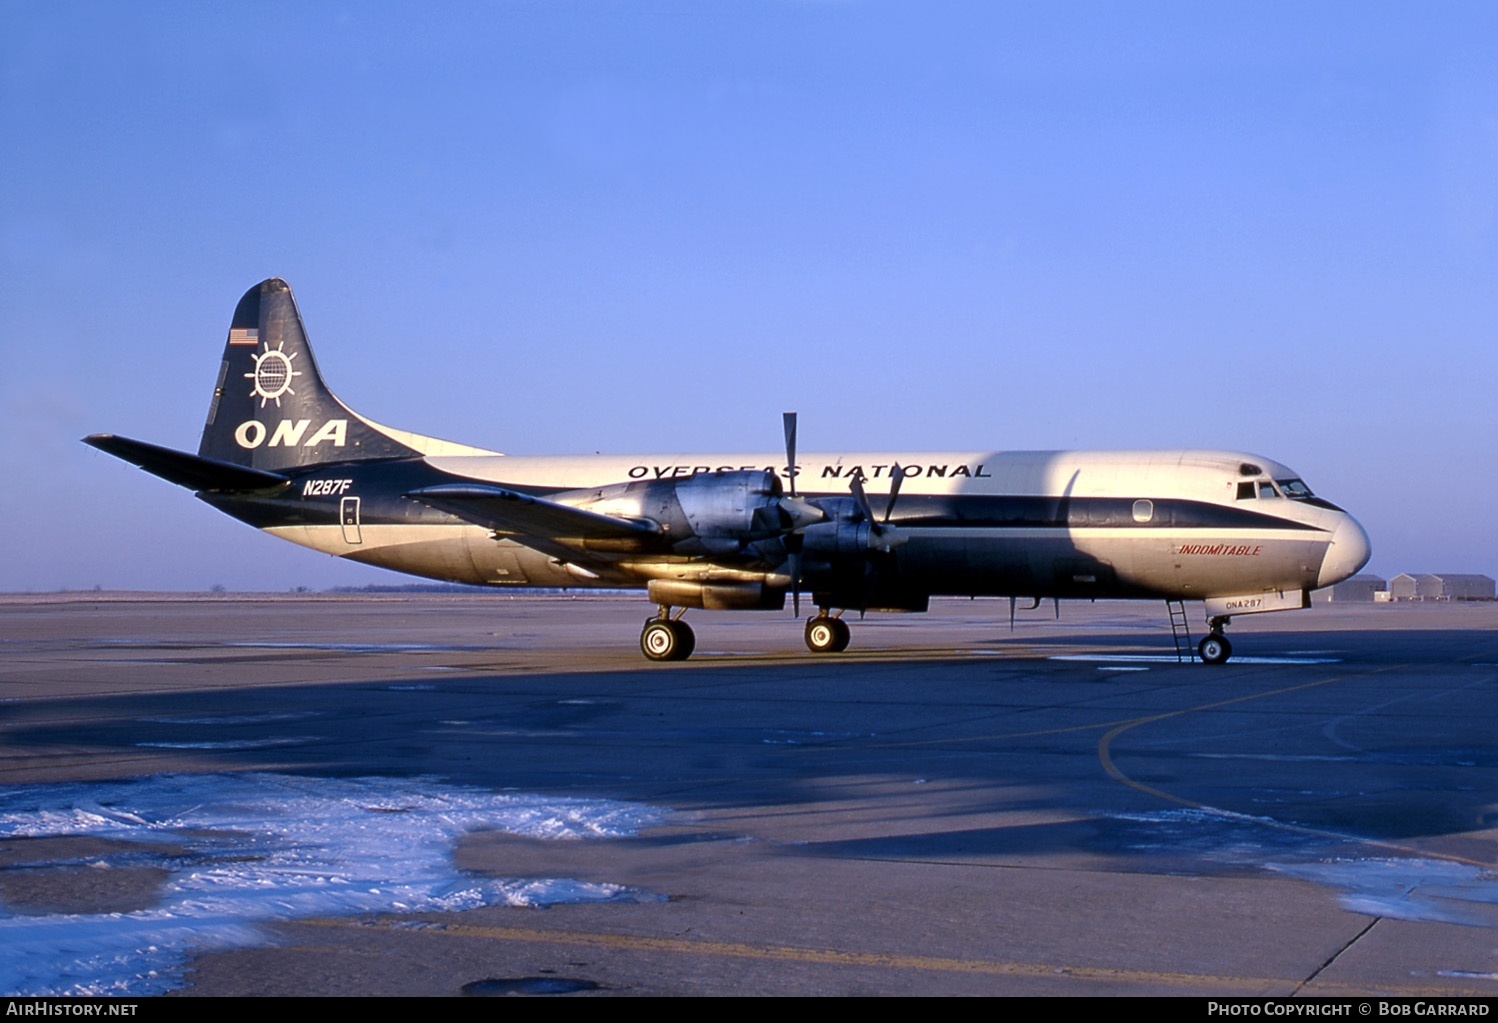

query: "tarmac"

left=2, top=592, right=1497, bottom=997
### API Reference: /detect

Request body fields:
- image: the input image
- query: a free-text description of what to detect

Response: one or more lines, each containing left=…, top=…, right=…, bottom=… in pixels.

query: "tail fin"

left=198, top=279, right=420, bottom=471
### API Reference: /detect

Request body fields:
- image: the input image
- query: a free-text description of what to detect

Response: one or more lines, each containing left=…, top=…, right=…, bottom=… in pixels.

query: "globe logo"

left=245, top=342, right=301, bottom=408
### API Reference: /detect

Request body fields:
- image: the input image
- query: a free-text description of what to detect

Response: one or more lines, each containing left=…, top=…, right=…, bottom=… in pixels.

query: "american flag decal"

left=228, top=327, right=259, bottom=345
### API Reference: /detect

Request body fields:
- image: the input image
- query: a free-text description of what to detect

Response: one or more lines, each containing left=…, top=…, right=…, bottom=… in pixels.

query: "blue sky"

left=3, top=1, right=1495, bottom=591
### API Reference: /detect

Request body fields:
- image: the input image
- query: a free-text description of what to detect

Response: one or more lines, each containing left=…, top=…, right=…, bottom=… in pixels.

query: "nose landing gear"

left=1197, top=616, right=1233, bottom=665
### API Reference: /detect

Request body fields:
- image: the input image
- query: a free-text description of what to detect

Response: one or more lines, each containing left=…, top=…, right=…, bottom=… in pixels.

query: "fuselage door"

left=340, top=496, right=362, bottom=545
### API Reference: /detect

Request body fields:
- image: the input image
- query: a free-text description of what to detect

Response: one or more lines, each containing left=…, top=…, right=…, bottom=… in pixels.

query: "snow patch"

left=0, top=773, right=665, bottom=996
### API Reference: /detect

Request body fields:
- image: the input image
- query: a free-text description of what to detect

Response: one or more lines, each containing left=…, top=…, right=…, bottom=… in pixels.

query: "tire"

left=827, top=617, right=850, bottom=652
left=641, top=619, right=694, bottom=661
left=674, top=620, right=696, bottom=660
left=1198, top=634, right=1232, bottom=665
left=805, top=616, right=850, bottom=654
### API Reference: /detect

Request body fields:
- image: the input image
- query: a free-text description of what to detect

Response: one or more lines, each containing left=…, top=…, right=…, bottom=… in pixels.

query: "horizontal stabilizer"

left=84, top=434, right=291, bottom=492
left=405, top=484, right=661, bottom=543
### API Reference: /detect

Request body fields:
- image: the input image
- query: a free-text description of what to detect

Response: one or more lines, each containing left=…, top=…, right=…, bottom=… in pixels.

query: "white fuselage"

left=260, top=446, right=1370, bottom=610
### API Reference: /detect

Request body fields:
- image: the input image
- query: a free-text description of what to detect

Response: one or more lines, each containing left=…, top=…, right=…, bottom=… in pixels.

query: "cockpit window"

left=1238, top=479, right=1310, bottom=500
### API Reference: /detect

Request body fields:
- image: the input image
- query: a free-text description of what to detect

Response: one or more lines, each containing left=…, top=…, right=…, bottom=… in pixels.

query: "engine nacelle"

left=674, top=470, right=785, bottom=544
left=798, top=499, right=870, bottom=563
left=794, top=497, right=924, bottom=611
left=571, top=469, right=798, bottom=556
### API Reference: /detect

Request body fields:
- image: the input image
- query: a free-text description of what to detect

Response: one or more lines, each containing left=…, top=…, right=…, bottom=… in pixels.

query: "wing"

left=404, top=483, right=663, bottom=554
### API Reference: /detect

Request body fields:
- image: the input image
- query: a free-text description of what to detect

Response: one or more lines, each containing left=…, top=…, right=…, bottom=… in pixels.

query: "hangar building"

left=1387, top=573, right=1496, bottom=601
left=1314, top=574, right=1387, bottom=603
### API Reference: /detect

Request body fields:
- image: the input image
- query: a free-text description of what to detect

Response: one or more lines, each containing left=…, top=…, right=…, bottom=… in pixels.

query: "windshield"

left=1276, top=478, right=1314, bottom=499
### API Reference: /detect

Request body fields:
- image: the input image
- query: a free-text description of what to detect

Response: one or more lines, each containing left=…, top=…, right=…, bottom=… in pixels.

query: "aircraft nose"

left=1317, top=514, right=1372, bottom=589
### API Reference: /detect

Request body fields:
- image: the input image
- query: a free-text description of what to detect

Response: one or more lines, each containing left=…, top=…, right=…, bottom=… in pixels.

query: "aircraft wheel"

left=805, top=616, right=850, bottom=654
left=1198, top=634, right=1232, bottom=666
left=641, top=619, right=694, bottom=661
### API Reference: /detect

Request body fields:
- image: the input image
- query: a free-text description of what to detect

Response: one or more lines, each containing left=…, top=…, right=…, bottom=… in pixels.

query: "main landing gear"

left=640, top=606, right=856, bottom=661
left=1197, top=616, right=1233, bottom=666
left=640, top=607, right=695, bottom=662
left=804, top=612, right=850, bottom=654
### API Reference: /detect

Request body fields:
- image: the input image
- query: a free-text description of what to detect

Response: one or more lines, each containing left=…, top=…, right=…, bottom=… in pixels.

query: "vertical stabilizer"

left=198, top=279, right=418, bottom=470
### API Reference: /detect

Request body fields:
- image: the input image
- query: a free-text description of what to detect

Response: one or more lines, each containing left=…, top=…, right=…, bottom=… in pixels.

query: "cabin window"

left=1132, top=499, right=1153, bottom=523
left=1258, top=481, right=1282, bottom=498
left=1236, top=482, right=1256, bottom=500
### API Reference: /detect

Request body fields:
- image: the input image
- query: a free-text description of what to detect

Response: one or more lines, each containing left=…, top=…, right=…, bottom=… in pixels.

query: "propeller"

left=783, top=412, right=804, bottom=615
left=775, top=412, right=821, bottom=531
left=776, top=412, right=837, bottom=612
left=849, top=465, right=908, bottom=553
left=777, top=413, right=909, bottom=616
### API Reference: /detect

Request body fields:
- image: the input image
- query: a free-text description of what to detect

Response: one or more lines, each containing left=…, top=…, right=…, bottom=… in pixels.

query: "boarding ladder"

left=1166, top=600, right=1194, bottom=663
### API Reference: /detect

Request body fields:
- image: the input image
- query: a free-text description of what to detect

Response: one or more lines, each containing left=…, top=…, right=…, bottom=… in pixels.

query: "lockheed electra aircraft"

left=86, top=279, right=1371, bottom=664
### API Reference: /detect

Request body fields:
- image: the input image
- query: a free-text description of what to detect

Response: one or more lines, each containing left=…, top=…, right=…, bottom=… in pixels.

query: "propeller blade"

left=789, top=542, right=802, bottom=616
left=849, top=472, right=875, bottom=524
left=882, top=463, right=905, bottom=524
left=782, top=412, right=798, bottom=498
